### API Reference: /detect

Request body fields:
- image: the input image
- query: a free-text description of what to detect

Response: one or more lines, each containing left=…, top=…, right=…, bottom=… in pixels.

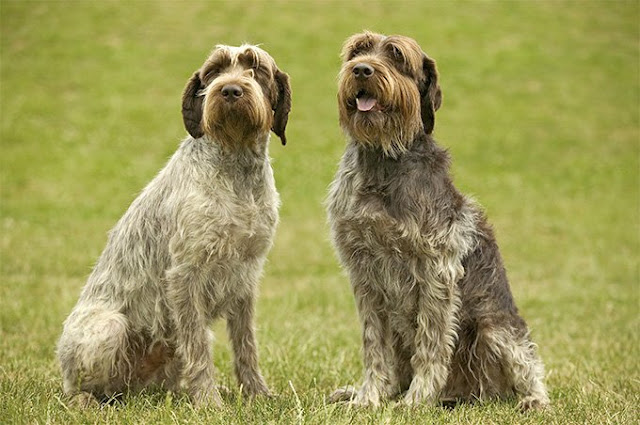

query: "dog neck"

left=222, top=133, right=269, bottom=155
left=351, top=130, right=451, bottom=183
left=184, top=134, right=271, bottom=176
left=347, top=125, right=422, bottom=159
left=180, top=134, right=272, bottom=200
left=353, top=129, right=435, bottom=161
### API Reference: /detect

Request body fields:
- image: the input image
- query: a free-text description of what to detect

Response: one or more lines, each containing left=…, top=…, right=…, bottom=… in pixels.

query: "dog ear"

left=420, top=54, right=442, bottom=135
left=181, top=71, right=205, bottom=139
left=272, top=69, right=292, bottom=145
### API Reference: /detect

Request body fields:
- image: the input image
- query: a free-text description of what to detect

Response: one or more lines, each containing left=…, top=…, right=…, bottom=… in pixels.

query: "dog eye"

left=239, top=51, right=262, bottom=71
left=389, top=45, right=404, bottom=61
left=347, top=48, right=362, bottom=60
left=348, top=44, right=372, bottom=61
left=346, top=38, right=375, bottom=61
left=251, top=63, right=271, bottom=79
left=203, top=67, right=220, bottom=82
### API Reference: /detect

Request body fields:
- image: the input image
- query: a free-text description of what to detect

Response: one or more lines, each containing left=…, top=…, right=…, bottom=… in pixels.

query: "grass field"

left=1, top=1, right=638, bottom=423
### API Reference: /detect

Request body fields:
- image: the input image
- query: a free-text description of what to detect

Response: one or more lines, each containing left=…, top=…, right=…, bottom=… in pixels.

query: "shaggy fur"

left=57, top=44, right=291, bottom=407
left=327, top=32, right=549, bottom=411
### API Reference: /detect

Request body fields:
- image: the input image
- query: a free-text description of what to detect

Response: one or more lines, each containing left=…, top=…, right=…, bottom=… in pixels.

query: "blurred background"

left=1, top=1, right=637, bottom=423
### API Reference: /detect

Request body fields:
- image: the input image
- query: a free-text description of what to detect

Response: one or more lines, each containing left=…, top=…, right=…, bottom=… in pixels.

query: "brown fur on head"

left=181, top=44, right=292, bottom=148
left=338, top=31, right=442, bottom=156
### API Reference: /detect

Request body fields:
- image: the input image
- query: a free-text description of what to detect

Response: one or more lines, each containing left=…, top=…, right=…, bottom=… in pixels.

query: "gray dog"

left=327, top=32, right=549, bottom=410
left=57, top=44, right=291, bottom=407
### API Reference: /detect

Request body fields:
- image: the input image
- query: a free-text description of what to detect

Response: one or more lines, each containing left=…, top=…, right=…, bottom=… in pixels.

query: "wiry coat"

left=57, top=44, right=291, bottom=407
left=327, top=32, right=548, bottom=410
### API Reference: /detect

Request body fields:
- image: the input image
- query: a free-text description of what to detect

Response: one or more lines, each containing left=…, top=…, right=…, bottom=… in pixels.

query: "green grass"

left=1, top=1, right=638, bottom=423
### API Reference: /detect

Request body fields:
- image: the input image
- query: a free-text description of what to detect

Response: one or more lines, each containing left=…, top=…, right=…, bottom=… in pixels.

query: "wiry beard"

left=202, top=82, right=272, bottom=150
left=342, top=111, right=421, bottom=158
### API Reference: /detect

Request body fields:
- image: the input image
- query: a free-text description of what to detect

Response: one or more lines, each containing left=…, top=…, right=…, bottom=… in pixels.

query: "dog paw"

left=327, top=386, right=357, bottom=404
left=517, top=395, right=550, bottom=412
left=401, top=384, right=437, bottom=407
left=68, top=392, right=99, bottom=408
left=327, top=384, right=382, bottom=407
left=349, top=386, right=383, bottom=408
left=216, top=384, right=231, bottom=396
left=243, top=382, right=273, bottom=398
left=191, top=385, right=223, bottom=408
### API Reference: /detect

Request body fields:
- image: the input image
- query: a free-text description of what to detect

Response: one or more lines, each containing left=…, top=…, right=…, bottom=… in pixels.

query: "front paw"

left=349, top=385, right=383, bottom=407
left=401, top=379, right=437, bottom=407
left=241, top=376, right=272, bottom=398
left=517, top=394, right=550, bottom=412
left=190, top=385, right=223, bottom=408
left=238, top=372, right=273, bottom=398
left=68, top=392, right=100, bottom=408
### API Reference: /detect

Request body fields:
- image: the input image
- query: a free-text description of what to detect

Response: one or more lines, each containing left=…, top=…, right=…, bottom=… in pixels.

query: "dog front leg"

left=226, top=293, right=271, bottom=397
left=404, top=269, right=461, bottom=406
left=166, top=263, right=222, bottom=407
left=349, top=281, right=395, bottom=407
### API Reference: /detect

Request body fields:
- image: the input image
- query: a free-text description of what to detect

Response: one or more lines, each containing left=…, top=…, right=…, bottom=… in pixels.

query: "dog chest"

left=329, top=148, right=476, bottom=262
left=329, top=171, right=432, bottom=260
left=171, top=176, right=279, bottom=265
left=227, top=197, right=278, bottom=259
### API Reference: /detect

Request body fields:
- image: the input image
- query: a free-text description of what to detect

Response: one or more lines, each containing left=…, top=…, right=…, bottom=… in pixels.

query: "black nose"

left=221, top=84, right=243, bottom=100
left=353, top=63, right=374, bottom=79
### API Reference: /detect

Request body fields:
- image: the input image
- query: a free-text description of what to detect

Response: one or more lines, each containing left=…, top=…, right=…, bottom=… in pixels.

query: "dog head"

left=338, top=32, right=442, bottom=155
left=182, top=44, right=292, bottom=148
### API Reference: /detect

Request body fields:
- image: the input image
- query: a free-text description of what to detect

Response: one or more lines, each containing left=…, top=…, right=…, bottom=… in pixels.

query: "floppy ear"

left=272, top=69, right=292, bottom=145
left=420, top=54, right=442, bottom=135
left=181, top=71, right=205, bottom=138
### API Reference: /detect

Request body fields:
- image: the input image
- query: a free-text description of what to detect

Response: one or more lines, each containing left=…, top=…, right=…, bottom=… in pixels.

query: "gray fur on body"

left=328, top=133, right=548, bottom=409
left=328, top=113, right=549, bottom=410
left=57, top=135, right=278, bottom=405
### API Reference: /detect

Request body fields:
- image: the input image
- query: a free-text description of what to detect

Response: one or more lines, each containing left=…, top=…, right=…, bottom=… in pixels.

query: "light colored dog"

left=327, top=32, right=549, bottom=411
left=57, top=44, right=291, bottom=407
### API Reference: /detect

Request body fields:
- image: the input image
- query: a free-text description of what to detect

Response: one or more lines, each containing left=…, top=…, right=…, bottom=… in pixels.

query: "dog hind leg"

left=484, top=326, right=549, bottom=411
left=57, top=307, right=131, bottom=405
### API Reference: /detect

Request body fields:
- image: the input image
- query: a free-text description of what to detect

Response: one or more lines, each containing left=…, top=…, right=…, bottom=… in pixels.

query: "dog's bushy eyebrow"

left=202, top=49, right=232, bottom=77
left=382, top=40, right=406, bottom=61
left=238, top=48, right=263, bottom=69
left=341, top=32, right=380, bottom=61
left=381, top=37, right=424, bottom=76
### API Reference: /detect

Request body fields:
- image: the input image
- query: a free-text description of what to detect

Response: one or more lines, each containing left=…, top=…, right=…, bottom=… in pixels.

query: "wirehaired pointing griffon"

left=57, top=44, right=291, bottom=407
left=327, top=32, right=549, bottom=410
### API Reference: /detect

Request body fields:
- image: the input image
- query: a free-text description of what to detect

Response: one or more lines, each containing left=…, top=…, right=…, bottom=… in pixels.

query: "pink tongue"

left=356, top=96, right=377, bottom=111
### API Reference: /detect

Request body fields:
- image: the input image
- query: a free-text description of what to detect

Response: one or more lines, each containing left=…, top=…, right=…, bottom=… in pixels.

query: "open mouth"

left=355, top=90, right=382, bottom=112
